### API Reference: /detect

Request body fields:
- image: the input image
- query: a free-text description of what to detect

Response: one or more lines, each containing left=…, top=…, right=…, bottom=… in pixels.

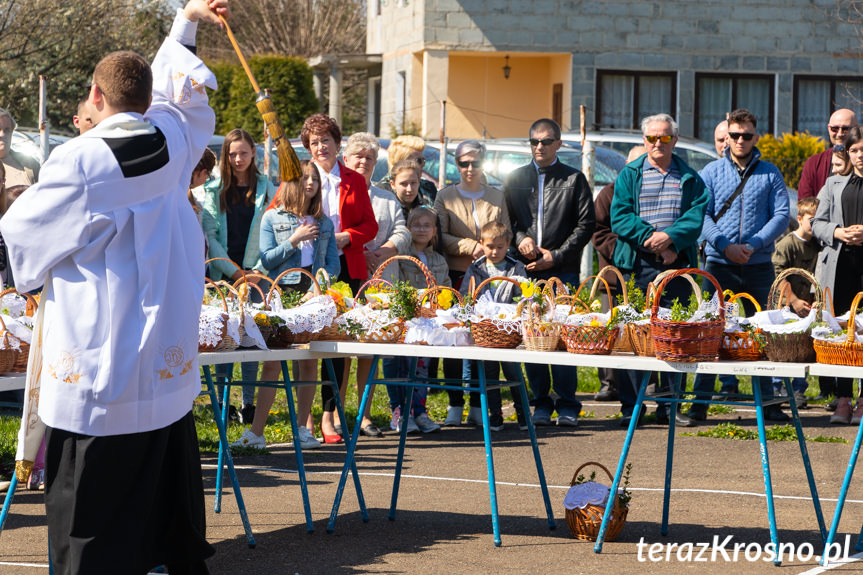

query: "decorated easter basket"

left=516, top=291, right=560, bottom=352
left=565, top=461, right=629, bottom=542
left=352, top=278, right=405, bottom=343
left=813, top=291, right=863, bottom=366
left=560, top=275, right=619, bottom=355
left=469, top=276, right=523, bottom=349
left=199, top=278, right=238, bottom=352
left=266, top=267, right=326, bottom=347
left=0, top=288, right=37, bottom=372
left=719, top=292, right=766, bottom=361
left=762, top=268, right=821, bottom=363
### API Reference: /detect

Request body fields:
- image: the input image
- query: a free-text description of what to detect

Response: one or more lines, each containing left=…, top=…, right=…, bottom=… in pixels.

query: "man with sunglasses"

left=504, top=117, right=595, bottom=428
left=610, top=114, right=710, bottom=427
left=798, top=108, right=858, bottom=200
left=691, top=108, right=790, bottom=422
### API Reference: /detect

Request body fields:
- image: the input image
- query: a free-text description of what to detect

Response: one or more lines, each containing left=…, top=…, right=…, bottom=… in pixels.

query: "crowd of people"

left=0, top=0, right=860, bottom=570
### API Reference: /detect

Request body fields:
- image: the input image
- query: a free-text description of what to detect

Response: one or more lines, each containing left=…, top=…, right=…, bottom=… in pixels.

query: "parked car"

left=207, top=134, right=312, bottom=186
left=11, top=130, right=71, bottom=164
left=562, top=129, right=719, bottom=172
left=369, top=139, right=502, bottom=189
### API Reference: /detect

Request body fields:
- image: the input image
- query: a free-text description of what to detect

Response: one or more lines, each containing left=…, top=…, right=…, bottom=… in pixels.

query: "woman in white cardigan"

left=340, top=132, right=411, bottom=437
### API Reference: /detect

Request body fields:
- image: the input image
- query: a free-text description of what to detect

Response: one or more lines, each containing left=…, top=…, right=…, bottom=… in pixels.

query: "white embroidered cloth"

left=404, top=317, right=472, bottom=346
left=270, top=295, right=338, bottom=335
left=564, top=481, right=612, bottom=510
left=199, top=306, right=227, bottom=347
left=751, top=307, right=817, bottom=334
left=338, top=305, right=401, bottom=335
left=0, top=313, right=33, bottom=348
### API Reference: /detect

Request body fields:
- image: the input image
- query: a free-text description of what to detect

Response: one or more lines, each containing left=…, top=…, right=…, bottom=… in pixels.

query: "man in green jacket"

left=610, top=113, right=710, bottom=427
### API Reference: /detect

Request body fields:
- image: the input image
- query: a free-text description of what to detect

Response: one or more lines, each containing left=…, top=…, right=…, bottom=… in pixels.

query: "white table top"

left=308, top=341, right=810, bottom=378
left=807, top=362, right=863, bottom=379
left=198, top=346, right=330, bottom=366
left=0, top=374, right=25, bottom=392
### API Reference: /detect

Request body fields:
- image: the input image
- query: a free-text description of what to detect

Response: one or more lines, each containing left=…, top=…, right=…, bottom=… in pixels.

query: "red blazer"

left=266, top=160, right=378, bottom=280
left=336, top=161, right=378, bottom=279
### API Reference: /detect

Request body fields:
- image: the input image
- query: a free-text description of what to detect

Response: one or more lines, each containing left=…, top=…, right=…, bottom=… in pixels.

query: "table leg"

left=327, top=355, right=378, bottom=533
left=783, top=378, right=825, bottom=543
left=661, top=373, right=679, bottom=536
left=202, top=365, right=256, bottom=548
left=820, top=398, right=863, bottom=564
left=0, top=472, right=17, bottom=535
left=752, top=378, right=781, bottom=566
left=516, top=366, right=556, bottom=531
left=595, top=369, right=651, bottom=553
left=477, top=360, right=502, bottom=546
left=389, top=358, right=416, bottom=521
left=279, top=359, right=314, bottom=533
left=214, top=380, right=231, bottom=513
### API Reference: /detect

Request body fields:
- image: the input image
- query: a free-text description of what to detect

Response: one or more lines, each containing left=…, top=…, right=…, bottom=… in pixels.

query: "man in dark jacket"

left=504, top=118, right=595, bottom=428
left=798, top=108, right=857, bottom=200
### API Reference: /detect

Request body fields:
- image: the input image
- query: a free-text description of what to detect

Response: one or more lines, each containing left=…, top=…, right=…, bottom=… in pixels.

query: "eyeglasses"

left=457, top=160, right=482, bottom=169
left=644, top=135, right=673, bottom=144
left=529, top=137, right=557, bottom=147
left=728, top=132, right=755, bottom=141
left=834, top=144, right=846, bottom=152
left=829, top=125, right=853, bottom=133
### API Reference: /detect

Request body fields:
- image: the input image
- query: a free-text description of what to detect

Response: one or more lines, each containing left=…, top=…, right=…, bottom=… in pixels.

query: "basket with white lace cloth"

left=265, top=268, right=337, bottom=347
left=754, top=267, right=822, bottom=363
left=0, top=288, right=36, bottom=372
left=199, top=278, right=241, bottom=352
left=468, top=276, right=523, bottom=348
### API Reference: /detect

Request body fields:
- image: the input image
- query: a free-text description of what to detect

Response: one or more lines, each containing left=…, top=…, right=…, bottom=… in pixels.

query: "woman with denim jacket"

left=201, top=128, right=276, bottom=425
left=233, top=163, right=340, bottom=450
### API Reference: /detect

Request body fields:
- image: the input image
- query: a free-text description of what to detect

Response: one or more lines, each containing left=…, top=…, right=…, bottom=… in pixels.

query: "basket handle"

left=593, top=265, right=628, bottom=306
left=267, top=267, right=323, bottom=304
left=822, top=286, right=835, bottom=317
left=0, top=287, right=38, bottom=318
left=725, top=292, right=762, bottom=316
left=768, top=267, right=822, bottom=313
left=206, top=257, right=245, bottom=281
left=844, top=291, right=863, bottom=344
left=570, top=461, right=621, bottom=509
left=472, top=275, right=523, bottom=299
left=650, top=268, right=725, bottom=320
left=373, top=255, right=437, bottom=289
left=417, top=285, right=465, bottom=310
left=204, top=277, right=229, bottom=313
left=570, top=275, right=612, bottom=315
left=515, top=292, right=554, bottom=322
left=356, top=277, right=396, bottom=304
left=646, top=270, right=702, bottom=307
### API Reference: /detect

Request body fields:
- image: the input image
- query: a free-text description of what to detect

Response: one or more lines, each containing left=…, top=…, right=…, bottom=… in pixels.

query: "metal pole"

left=38, top=76, right=49, bottom=163
left=579, top=105, right=594, bottom=281
left=263, top=88, right=273, bottom=181
left=439, top=100, right=447, bottom=188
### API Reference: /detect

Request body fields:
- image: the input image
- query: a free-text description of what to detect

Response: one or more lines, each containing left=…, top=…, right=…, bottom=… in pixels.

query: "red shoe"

left=319, top=423, right=343, bottom=444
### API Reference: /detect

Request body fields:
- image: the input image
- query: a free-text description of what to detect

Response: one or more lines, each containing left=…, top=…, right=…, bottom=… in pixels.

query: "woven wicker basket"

left=470, top=276, right=523, bottom=348
left=516, top=293, right=560, bottom=352
left=763, top=268, right=821, bottom=363
left=199, top=278, right=238, bottom=352
left=374, top=255, right=437, bottom=318
left=814, top=291, right=863, bottom=365
left=650, top=268, right=725, bottom=362
left=565, top=462, right=629, bottom=542
left=0, top=288, right=36, bottom=373
left=593, top=266, right=632, bottom=353
left=265, top=268, right=324, bottom=346
left=559, top=275, right=620, bottom=355
left=417, top=284, right=464, bottom=321
left=719, top=292, right=766, bottom=361
left=628, top=271, right=701, bottom=357
left=0, top=312, right=22, bottom=373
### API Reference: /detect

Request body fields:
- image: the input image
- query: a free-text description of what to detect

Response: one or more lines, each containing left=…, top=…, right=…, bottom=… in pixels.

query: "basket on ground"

left=650, top=268, right=724, bottom=362
left=565, top=462, right=629, bottom=542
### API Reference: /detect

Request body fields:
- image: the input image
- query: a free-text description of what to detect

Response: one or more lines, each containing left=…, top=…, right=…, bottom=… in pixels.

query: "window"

left=794, top=76, right=863, bottom=135
left=596, top=71, right=676, bottom=130
left=695, top=74, right=774, bottom=139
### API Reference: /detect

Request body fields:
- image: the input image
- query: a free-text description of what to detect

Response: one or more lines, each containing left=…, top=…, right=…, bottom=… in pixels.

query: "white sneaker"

left=413, top=412, right=441, bottom=433
left=466, top=406, right=484, bottom=427
left=231, top=428, right=266, bottom=450
left=443, top=405, right=463, bottom=426
left=404, top=416, right=420, bottom=434
left=296, top=426, right=321, bottom=450
left=390, top=406, right=401, bottom=431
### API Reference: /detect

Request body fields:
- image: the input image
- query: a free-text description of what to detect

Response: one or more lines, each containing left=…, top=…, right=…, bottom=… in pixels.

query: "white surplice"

left=0, top=12, right=215, bottom=437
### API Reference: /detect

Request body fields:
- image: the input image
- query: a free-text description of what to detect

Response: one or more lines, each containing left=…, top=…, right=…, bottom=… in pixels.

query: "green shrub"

left=758, top=132, right=826, bottom=190
left=209, top=55, right=319, bottom=142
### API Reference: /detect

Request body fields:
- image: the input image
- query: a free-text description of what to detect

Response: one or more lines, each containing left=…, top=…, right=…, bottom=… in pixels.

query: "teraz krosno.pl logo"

left=636, top=535, right=854, bottom=563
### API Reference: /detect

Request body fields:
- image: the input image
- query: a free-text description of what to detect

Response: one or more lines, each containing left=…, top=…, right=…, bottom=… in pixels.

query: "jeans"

left=214, top=362, right=258, bottom=406
left=772, top=377, right=808, bottom=395
left=691, top=261, right=776, bottom=402
left=449, top=359, right=481, bottom=408
left=383, top=356, right=429, bottom=416
left=464, top=360, right=525, bottom=417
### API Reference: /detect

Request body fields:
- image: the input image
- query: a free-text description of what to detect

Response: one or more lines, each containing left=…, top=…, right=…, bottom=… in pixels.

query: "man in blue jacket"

left=690, top=108, right=790, bottom=422
left=611, top=113, right=710, bottom=427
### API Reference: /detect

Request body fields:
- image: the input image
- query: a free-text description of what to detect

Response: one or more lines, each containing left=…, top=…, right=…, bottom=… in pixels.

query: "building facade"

left=367, top=0, right=863, bottom=141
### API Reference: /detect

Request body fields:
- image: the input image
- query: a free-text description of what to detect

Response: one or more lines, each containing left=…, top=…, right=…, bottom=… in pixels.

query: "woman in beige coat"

left=432, top=140, right=512, bottom=426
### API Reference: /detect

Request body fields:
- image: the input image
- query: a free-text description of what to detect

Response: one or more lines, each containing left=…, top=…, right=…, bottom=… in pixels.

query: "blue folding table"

left=312, top=341, right=557, bottom=547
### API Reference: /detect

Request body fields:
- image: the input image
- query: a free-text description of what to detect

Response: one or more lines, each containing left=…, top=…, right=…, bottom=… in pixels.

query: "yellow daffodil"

left=437, top=289, right=454, bottom=309
left=520, top=282, right=536, bottom=298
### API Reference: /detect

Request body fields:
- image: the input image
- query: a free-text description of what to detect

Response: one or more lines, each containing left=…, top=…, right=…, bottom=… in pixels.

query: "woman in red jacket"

left=301, top=114, right=378, bottom=441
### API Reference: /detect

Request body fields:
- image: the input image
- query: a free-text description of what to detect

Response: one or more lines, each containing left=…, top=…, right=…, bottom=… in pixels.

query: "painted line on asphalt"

left=798, top=552, right=863, bottom=574
left=203, top=464, right=863, bottom=504
left=0, top=562, right=47, bottom=568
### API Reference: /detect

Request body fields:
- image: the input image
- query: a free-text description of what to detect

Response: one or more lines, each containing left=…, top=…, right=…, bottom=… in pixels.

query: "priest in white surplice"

left=0, top=1, right=231, bottom=573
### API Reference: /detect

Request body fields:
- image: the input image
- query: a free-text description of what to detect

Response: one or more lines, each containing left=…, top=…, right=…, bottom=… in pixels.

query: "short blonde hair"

left=797, top=197, right=819, bottom=218
left=388, top=135, right=425, bottom=168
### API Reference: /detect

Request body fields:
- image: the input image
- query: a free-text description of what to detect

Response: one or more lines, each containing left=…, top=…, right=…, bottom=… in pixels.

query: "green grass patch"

left=684, top=422, right=848, bottom=443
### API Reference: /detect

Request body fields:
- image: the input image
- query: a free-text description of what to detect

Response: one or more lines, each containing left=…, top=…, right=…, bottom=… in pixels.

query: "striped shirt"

left=640, top=162, right=682, bottom=231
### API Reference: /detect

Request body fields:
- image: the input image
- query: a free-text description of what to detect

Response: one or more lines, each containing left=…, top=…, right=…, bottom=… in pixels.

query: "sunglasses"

left=644, top=135, right=673, bottom=144
left=834, top=144, right=847, bottom=152
left=529, top=137, right=557, bottom=147
left=728, top=132, right=755, bottom=141
left=829, top=125, right=853, bottom=133
left=457, top=160, right=482, bottom=169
